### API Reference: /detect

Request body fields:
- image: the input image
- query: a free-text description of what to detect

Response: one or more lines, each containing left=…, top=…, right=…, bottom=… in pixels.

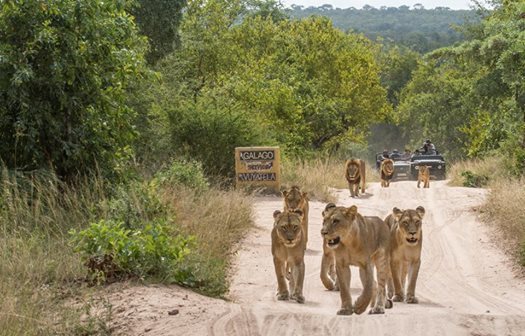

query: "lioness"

left=272, top=209, right=306, bottom=303
left=417, top=166, right=430, bottom=188
left=385, top=206, right=425, bottom=304
left=380, top=159, right=394, bottom=187
left=282, top=186, right=309, bottom=248
left=321, top=204, right=392, bottom=315
left=344, top=159, right=366, bottom=197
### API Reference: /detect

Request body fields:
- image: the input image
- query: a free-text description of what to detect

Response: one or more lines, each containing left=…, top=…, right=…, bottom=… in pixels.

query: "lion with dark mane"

left=344, top=159, right=366, bottom=197
left=380, top=159, right=394, bottom=187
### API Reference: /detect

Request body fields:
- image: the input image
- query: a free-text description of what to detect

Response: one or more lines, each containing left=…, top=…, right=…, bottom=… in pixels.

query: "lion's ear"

left=324, top=203, right=336, bottom=211
left=416, top=206, right=425, bottom=218
left=292, top=209, right=303, bottom=217
left=282, top=190, right=288, bottom=197
left=346, top=205, right=358, bottom=216
left=273, top=210, right=282, bottom=219
left=393, top=207, right=403, bottom=220
left=302, top=192, right=308, bottom=200
left=323, top=203, right=336, bottom=216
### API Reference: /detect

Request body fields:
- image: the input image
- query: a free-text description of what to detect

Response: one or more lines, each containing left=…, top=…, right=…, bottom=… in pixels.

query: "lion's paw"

left=277, top=292, right=289, bottom=301
left=385, top=299, right=393, bottom=309
left=337, top=308, right=353, bottom=315
left=406, top=295, right=419, bottom=304
left=291, top=293, right=305, bottom=304
left=353, top=299, right=368, bottom=315
left=392, top=294, right=404, bottom=302
left=368, top=307, right=385, bottom=314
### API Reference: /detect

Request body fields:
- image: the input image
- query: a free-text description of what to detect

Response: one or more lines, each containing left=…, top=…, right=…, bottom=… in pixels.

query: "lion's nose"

left=320, top=228, right=328, bottom=235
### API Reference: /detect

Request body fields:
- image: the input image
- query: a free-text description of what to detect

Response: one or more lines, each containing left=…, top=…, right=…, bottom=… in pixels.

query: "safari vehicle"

left=409, top=153, right=446, bottom=180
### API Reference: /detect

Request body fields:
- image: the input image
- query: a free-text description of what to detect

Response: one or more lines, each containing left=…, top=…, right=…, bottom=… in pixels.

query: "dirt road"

left=110, top=181, right=525, bottom=335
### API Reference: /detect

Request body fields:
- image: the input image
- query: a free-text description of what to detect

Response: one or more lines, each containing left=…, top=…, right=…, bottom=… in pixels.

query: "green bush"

left=70, top=219, right=193, bottom=282
left=460, top=170, right=489, bottom=188
left=105, top=182, right=167, bottom=230
left=154, top=160, right=209, bottom=191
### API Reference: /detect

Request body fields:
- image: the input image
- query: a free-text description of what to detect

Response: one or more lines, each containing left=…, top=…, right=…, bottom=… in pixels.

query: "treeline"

left=287, top=4, right=481, bottom=53
left=0, top=0, right=391, bottom=180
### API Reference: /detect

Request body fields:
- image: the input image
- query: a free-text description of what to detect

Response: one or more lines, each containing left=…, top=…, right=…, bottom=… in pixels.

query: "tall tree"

left=0, top=0, right=148, bottom=179
left=131, top=0, right=186, bottom=64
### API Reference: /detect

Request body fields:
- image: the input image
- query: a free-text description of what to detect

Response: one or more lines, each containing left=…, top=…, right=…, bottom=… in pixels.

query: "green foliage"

left=175, top=253, right=228, bottom=297
left=146, top=1, right=390, bottom=176
left=154, top=159, right=210, bottom=191
left=131, top=0, right=186, bottom=64
left=396, top=0, right=525, bottom=169
left=0, top=0, right=148, bottom=179
left=460, top=170, right=489, bottom=188
left=70, top=219, right=193, bottom=282
left=105, top=182, right=168, bottom=230
left=287, top=5, right=479, bottom=53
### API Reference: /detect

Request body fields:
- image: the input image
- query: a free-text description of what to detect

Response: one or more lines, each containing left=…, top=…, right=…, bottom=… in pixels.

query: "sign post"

left=235, top=146, right=281, bottom=192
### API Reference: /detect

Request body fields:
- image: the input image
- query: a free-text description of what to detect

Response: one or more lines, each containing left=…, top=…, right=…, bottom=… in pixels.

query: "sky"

left=280, top=0, right=476, bottom=10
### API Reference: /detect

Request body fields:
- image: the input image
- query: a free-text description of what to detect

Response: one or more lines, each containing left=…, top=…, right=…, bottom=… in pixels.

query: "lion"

left=385, top=206, right=425, bottom=304
left=344, top=159, right=366, bottom=197
left=380, top=159, right=394, bottom=187
left=417, top=166, right=430, bottom=188
left=272, top=209, right=306, bottom=303
left=282, top=186, right=309, bottom=248
left=321, top=204, right=393, bottom=315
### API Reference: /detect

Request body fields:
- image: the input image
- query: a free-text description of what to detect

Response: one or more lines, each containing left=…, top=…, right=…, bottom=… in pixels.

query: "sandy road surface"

left=109, top=181, right=525, bottom=335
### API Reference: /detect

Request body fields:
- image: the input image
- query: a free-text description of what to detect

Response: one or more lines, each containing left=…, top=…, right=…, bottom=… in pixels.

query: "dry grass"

left=481, top=178, right=525, bottom=265
left=0, top=167, right=255, bottom=333
left=281, top=157, right=378, bottom=202
left=448, top=156, right=525, bottom=267
left=164, top=186, right=253, bottom=257
left=0, top=169, right=110, bottom=335
left=447, top=155, right=508, bottom=187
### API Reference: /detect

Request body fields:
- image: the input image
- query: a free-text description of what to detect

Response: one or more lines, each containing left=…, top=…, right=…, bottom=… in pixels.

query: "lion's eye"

left=333, top=219, right=339, bottom=225
left=293, top=226, right=299, bottom=231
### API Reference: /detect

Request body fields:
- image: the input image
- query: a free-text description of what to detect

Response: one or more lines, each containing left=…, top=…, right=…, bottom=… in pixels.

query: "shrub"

left=104, top=181, right=167, bottom=230
left=154, top=160, right=209, bottom=192
left=460, top=170, right=489, bottom=188
left=70, top=219, right=193, bottom=282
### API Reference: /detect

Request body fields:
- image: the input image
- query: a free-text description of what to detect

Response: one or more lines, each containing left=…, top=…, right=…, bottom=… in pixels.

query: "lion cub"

left=417, top=166, right=430, bottom=188
left=385, top=207, right=425, bottom=304
left=282, top=186, right=309, bottom=248
left=271, top=209, right=306, bottom=303
left=321, top=204, right=392, bottom=315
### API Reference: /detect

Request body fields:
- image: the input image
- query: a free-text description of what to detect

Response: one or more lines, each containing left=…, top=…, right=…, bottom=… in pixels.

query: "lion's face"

left=282, top=186, right=308, bottom=211
left=393, top=206, right=425, bottom=245
left=321, top=203, right=357, bottom=249
left=346, top=160, right=360, bottom=178
left=273, top=210, right=303, bottom=247
left=382, top=159, right=394, bottom=175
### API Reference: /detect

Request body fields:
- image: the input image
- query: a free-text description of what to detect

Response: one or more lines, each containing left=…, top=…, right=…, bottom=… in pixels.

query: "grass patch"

left=281, top=157, right=378, bottom=202
left=0, top=164, right=254, bottom=334
left=447, top=155, right=507, bottom=187
left=481, top=178, right=525, bottom=266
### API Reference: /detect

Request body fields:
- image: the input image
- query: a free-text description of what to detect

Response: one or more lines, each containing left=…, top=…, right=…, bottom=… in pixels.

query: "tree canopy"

left=0, top=0, right=148, bottom=179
